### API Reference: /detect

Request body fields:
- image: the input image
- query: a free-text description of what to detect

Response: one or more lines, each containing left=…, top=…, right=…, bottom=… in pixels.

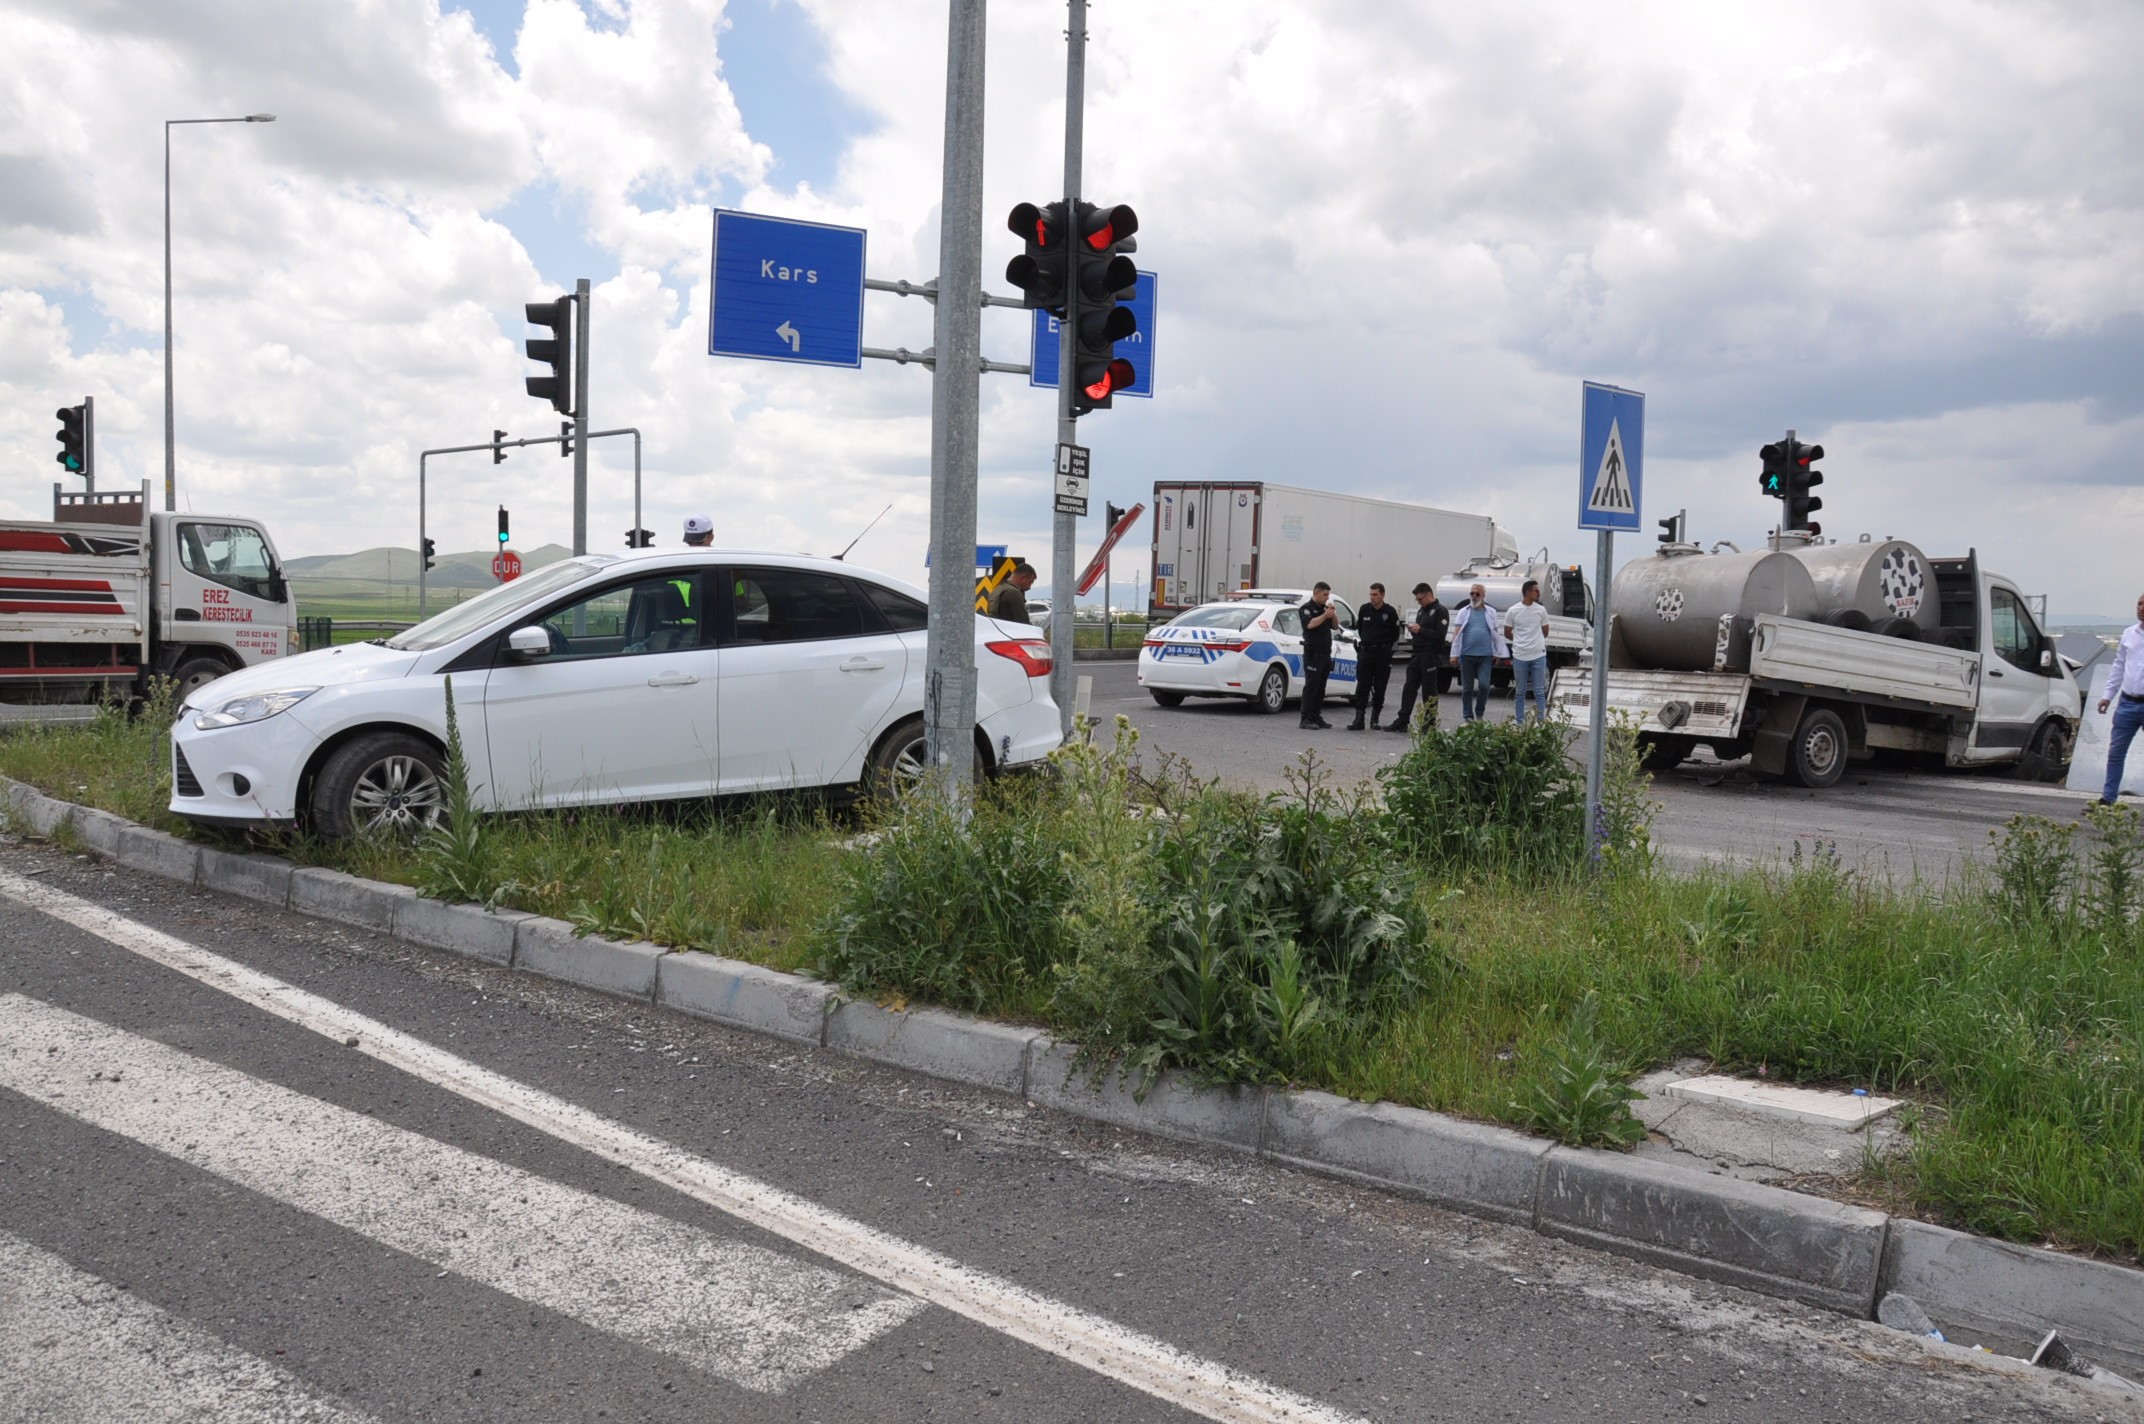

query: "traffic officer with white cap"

left=683, top=514, right=714, bottom=547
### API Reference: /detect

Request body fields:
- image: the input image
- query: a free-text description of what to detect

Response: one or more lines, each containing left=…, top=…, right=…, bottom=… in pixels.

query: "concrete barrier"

left=656, top=952, right=830, bottom=1046
left=825, top=998, right=1036, bottom=1095
left=1538, top=1147, right=1887, bottom=1315
left=66, top=807, right=129, bottom=857
left=289, top=868, right=417, bottom=933
left=392, top=897, right=527, bottom=967
left=1263, top=1089, right=1550, bottom=1227
left=111, top=825, right=201, bottom=885
left=1025, top=1037, right=1266, bottom=1153
left=196, top=845, right=294, bottom=908
left=515, top=916, right=663, bottom=1001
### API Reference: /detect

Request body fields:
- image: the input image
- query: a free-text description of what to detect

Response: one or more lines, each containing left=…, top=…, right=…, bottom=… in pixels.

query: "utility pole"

left=1048, top=0, right=1088, bottom=734
left=921, top=0, right=988, bottom=796
left=572, top=278, right=591, bottom=556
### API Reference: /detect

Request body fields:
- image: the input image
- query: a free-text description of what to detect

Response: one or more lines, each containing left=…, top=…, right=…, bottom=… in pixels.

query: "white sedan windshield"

left=387, top=557, right=616, bottom=651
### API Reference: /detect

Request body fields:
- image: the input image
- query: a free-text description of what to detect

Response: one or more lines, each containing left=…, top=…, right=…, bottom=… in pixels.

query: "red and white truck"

left=1, top=483, right=296, bottom=708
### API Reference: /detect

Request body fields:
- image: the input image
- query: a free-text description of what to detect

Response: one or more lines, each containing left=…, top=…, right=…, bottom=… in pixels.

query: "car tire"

left=1249, top=665, right=1289, bottom=715
left=310, top=731, right=447, bottom=839
left=169, top=655, right=233, bottom=702
left=864, top=717, right=984, bottom=802
left=1149, top=690, right=1186, bottom=708
left=1784, top=707, right=1849, bottom=789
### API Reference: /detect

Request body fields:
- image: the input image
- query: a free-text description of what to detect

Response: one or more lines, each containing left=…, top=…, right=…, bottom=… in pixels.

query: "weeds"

left=1513, top=990, right=1647, bottom=1148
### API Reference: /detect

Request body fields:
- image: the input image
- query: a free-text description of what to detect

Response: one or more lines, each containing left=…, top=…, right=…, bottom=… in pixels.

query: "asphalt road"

left=1078, top=660, right=2087, bottom=879
left=2, top=841, right=2127, bottom=1423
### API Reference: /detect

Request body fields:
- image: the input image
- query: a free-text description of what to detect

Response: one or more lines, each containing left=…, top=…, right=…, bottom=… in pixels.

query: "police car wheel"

left=1149, top=690, right=1186, bottom=708
left=1250, top=665, right=1288, bottom=715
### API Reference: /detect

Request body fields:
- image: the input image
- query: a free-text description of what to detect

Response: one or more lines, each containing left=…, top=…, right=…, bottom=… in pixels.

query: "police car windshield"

left=1170, top=606, right=1261, bottom=631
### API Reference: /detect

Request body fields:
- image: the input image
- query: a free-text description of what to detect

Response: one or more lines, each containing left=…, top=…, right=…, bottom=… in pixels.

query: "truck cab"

left=1928, top=554, right=2078, bottom=772
left=153, top=511, right=296, bottom=693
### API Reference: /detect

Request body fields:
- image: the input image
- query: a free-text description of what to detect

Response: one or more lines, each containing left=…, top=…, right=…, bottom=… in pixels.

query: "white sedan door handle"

left=840, top=657, right=887, bottom=672
left=647, top=672, right=700, bottom=688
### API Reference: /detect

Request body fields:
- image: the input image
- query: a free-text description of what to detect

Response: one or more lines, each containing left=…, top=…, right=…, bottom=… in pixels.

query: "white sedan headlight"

left=192, top=687, right=319, bottom=730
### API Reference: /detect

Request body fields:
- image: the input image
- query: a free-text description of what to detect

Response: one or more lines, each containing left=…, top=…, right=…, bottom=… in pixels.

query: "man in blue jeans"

left=1502, top=578, right=1553, bottom=727
left=2098, top=592, right=2144, bottom=803
left=1447, top=582, right=1508, bottom=723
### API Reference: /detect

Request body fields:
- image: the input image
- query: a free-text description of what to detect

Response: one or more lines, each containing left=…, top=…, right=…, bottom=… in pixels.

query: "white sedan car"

left=170, top=551, right=1063, bottom=837
left=1137, top=596, right=1361, bottom=714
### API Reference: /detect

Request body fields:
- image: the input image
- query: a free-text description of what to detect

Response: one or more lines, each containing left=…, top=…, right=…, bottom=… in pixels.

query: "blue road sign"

left=707, top=209, right=866, bottom=368
left=1030, top=270, right=1157, bottom=398
left=1579, top=382, right=1645, bottom=532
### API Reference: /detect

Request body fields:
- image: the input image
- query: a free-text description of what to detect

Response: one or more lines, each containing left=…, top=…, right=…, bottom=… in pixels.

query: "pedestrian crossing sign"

left=1579, top=382, right=1645, bottom=532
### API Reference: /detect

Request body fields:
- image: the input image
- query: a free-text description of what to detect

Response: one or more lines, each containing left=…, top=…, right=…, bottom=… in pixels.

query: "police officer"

left=1347, top=582, right=1402, bottom=729
left=1386, top=582, right=1450, bottom=734
left=683, top=514, right=714, bottom=548
left=1298, top=581, right=1339, bottom=730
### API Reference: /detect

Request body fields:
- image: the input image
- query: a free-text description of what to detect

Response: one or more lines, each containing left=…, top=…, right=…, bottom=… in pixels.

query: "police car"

left=1137, top=594, right=1360, bottom=714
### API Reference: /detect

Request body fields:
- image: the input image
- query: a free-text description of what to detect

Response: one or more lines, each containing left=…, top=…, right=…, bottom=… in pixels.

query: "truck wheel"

left=1149, top=690, right=1186, bottom=708
left=1250, top=665, right=1289, bottom=715
left=1785, top=707, right=1849, bottom=789
left=310, top=732, right=446, bottom=839
left=2017, top=721, right=2072, bottom=783
left=1639, top=734, right=1693, bottom=773
left=170, top=655, right=231, bottom=702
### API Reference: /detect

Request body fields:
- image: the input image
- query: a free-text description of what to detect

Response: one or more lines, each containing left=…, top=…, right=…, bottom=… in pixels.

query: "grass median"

left=2, top=699, right=2138, bottom=1264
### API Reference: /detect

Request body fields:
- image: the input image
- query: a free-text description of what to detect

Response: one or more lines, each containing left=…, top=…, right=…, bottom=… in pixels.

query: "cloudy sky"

left=3, top=0, right=2139, bottom=614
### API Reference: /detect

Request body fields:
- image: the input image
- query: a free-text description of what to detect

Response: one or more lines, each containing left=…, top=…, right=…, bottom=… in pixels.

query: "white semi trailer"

left=1550, top=531, right=2078, bottom=788
left=1148, top=482, right=1514, bottom=618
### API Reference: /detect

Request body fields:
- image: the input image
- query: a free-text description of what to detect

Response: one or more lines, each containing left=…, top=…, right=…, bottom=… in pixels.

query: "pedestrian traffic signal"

left=54, top=403, right=87, bottom=476
left=497, top=507, right=510, bottom=545
left=1784, top=441, right=1824, bottom=535
left=625, top=528, right=653, bottom=549
left=1004, top=201, right=1070, bottom=314
left=1658, top=512, right=1685, bottom=547
left=492, top=429, right=508, bottom=465
left=1070, top=202, right=1139, bottom=414
left=422, top=537, right=437, bottom=572
left=1758, top=442, right=1791, bottom=498
left=523, top=296, right=574, bottom=415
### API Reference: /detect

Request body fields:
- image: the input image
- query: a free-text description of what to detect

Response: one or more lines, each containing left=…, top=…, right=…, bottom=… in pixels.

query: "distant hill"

left=288, top=543, right=574, bottom=594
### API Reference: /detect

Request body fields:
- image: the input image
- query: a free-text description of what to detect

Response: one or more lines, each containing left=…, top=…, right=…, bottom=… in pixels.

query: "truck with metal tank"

left=1549, top=530, right=2078, bottom=788
left=1148, top=481, right=1515, bottom=618
left=1433, top=552, right=1593, bottom=687
left=0, top=482, right=296, bottom=712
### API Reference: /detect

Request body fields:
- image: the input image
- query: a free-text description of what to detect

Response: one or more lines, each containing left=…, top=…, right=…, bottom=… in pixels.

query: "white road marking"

left=0, top=995, right=921, bottom=1394
left=0, top=867, right=1373, bottom=1424
left=0, top=1231, right=383, bottom=1424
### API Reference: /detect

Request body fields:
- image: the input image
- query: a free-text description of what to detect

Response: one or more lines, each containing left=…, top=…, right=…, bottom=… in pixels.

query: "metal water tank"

left=1780, top=538, right=1940, bottom=635
left=1613, top=549, right=1820, bottom=672
left=1435, top=558, right=1564, bottom=614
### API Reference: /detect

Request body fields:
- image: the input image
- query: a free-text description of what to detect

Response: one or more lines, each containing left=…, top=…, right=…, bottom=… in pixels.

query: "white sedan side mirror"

left=507, top=625, right=552, bottom=658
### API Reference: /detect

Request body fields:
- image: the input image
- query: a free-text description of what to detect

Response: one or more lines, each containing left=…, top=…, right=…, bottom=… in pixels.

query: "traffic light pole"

left=921, top=0, right=988, bottom=799
left=1048, top=0, right=1087, bottom=736
left=572, top=278, right=591, bottom=556
left=416, top=426, right=640, bottom=618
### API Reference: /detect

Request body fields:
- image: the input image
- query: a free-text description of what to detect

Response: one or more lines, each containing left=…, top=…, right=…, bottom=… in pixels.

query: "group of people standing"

left=1294, top=580, right=1556, bottom=734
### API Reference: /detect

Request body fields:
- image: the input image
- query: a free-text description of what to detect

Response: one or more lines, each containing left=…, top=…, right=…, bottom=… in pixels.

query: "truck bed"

left=1746, top=612, right=1978, bottom=710
left=0, top=521, right=148, bottom=647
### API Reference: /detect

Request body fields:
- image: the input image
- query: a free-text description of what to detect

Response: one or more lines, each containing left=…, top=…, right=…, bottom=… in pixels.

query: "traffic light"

left=523, top=296, right=574, bottom=414
left=1784, top=441, right=1824, bottom=534
left=625, top=528, right=653, bottom=549
left=1658, top=512, right=1685, bottom=547
left=422, top=537, right=437, bottom=572
left=1004, top=201, right=1070, bottom=314
left=559, top=420, right=572, bottom=459
left=1758, top=441, right=1791, bottom=498
left=54, top=403, right=87, bottom=477
left=1105, top=502, right=1126, bottom=527
left=497, top=507, right=510, bottom=546
left=1069, top=202, right=1139, bottom=414
left=492, top=429, right=507, bottom=465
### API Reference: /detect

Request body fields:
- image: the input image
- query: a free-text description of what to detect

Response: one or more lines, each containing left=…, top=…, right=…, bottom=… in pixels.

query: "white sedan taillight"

left=985, top=639, right=1053, bottom=677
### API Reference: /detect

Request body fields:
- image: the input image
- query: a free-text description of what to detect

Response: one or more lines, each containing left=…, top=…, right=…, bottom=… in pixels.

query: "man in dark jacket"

left=1347, top=582, right=1402, bottom=729
left=1386, top=583, right=1450, bottom=734
left=1298, top=582, right=1339, bottom=730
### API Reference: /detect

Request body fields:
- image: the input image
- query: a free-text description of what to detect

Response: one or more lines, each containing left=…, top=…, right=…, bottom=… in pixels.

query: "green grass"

left=3, top=704, right=2139, bottom=1263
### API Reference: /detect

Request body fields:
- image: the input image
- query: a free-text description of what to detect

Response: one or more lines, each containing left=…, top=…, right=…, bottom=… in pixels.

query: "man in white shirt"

left=1502, top=579, right=1554, bottom=727
left=2096, top=591, right=2144, bottom=803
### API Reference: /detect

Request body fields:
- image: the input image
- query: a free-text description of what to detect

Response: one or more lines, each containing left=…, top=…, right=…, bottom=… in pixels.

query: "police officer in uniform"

left=1347, top=582, right=1402, bottom=729
left=1298, top=581, right=1339, bottom=730
left=1387, top=582, right=1450, bottom=734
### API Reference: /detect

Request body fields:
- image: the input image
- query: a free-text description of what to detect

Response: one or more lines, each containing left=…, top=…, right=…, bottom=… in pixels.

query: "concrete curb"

left=7, top=772, right=2140, bottom=1368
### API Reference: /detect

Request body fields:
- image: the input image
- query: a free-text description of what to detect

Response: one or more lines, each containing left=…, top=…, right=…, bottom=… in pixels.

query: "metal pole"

left=1585, top=527, right=1613, bottom=863
left=921, top=0, right=988, bottom=798
left=1048, top=0, right=1086, bottom=735
left=163, top=123, right=173, bottom=512
left=632, top=428, right=641, bottom=546
left=572, top=278, right=591, bottom=556
left=418, top=453, right=429, bottom=619
left=83, top=396, right=95, bottom=497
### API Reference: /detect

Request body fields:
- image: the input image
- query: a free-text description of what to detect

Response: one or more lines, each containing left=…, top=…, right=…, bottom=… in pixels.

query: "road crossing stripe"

left=0, top=867, right=1373, bottom=1424
left=0, top=994, right=922, bottom=1395
left=0, top=1230, right=384, bottom=1424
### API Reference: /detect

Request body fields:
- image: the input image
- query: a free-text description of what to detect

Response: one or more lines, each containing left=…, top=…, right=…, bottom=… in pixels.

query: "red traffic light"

left=1079, top=203, right=1138, bottom=251
left=1075, top=356, right=1136, bottom=413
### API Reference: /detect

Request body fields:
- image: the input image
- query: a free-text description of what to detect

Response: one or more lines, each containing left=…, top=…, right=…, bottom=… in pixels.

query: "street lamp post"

left=165, top=113, right=274, bottom=513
